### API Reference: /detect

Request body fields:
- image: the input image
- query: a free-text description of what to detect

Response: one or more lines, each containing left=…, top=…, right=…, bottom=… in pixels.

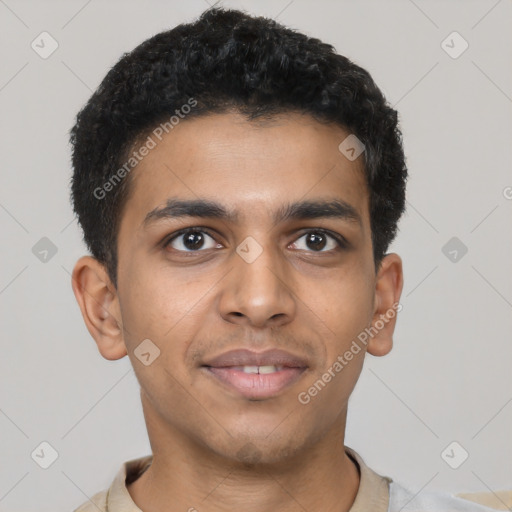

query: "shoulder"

left=73, top=489, right=108, bottom=512
left=388, top=481, right=504, bottom=511
left=71, top=455, right=152, bottom=512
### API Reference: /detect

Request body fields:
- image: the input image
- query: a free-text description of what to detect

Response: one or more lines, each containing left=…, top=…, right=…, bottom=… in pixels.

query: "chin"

left=217, top=436, right=306, bottom=467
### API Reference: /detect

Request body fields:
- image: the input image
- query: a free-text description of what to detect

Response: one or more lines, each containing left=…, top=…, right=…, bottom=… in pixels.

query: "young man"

left=70, top=7, right=500, bottom=512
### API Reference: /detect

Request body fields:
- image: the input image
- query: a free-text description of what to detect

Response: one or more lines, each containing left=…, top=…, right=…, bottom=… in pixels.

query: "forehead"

left=119, top=111, right=369, bottom=233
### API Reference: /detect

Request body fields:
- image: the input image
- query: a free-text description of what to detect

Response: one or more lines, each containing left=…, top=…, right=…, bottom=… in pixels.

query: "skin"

left=72, top=111, right=403, bottom=512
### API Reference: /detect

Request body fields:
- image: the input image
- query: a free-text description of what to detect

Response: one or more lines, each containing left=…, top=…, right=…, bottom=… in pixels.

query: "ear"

left=71, top=255, right=127, bottom=360
left=366, top=253, right=404, bottom=357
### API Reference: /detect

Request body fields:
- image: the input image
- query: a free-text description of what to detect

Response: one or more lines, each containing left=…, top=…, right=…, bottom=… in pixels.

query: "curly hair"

left=70, top=7, right=407, bottom=288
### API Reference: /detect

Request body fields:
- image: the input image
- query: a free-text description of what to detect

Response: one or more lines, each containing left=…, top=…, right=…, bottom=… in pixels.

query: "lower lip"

left=203, top=366, right=307, bottom=400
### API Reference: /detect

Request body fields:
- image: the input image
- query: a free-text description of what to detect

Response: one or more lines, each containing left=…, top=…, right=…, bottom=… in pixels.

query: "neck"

left=127, top=395, right=360, bottom=512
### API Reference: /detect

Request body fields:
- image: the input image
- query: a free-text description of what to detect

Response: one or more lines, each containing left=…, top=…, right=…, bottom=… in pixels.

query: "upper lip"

left=202, top=349, right=308, bottom=368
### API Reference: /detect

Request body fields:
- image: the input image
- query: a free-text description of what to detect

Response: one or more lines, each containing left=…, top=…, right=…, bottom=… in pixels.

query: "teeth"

left=257, top=365, right=279, bottom=374
left=233, top=365, right=283, bottom=374
left=243, top=366, right=260, bottom=374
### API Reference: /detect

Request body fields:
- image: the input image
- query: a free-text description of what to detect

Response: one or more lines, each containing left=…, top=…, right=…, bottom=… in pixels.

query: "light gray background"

left=1, top=1, right=511, bottom=511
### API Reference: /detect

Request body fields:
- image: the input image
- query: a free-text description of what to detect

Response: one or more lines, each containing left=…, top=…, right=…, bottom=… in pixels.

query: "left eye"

left=290, top=230, right=342, bottom=252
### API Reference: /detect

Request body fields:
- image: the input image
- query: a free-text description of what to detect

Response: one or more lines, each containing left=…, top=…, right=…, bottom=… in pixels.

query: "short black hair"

left=70, top=7, right=407, bottom=288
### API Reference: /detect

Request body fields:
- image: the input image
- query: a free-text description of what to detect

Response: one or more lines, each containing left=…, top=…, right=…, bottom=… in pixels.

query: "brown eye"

left=305, top=232, right=328, bottom=251
left=290, top=230, right=345, bottom=252
left=165, top=229, right=219, bottom=252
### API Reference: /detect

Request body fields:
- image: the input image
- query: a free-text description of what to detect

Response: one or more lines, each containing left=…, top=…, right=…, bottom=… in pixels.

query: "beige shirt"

left=74, top=447, right=508, bottom=511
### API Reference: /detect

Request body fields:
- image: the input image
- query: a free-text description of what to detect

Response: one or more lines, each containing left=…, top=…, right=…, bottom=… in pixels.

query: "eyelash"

left=162, top=227, right=348, bottom=254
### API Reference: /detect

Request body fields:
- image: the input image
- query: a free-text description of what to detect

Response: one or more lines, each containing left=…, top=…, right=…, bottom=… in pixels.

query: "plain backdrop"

left=0, top=1, right=511, bottom=510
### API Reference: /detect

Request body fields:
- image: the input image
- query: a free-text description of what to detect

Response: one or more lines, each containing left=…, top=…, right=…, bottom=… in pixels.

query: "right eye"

left=164, top=228, right=222, bottom=253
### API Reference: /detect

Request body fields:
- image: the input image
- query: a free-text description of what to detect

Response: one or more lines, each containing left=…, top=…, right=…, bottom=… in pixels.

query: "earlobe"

left=366, top=253, right=404, bottom=357
left=71, top=256, right=127, bottom=360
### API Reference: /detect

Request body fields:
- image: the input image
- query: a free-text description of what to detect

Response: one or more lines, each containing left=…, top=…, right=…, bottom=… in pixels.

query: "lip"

left=201, top=348, right=309, bottom=368
left=201, top=348, right=309, bottom=400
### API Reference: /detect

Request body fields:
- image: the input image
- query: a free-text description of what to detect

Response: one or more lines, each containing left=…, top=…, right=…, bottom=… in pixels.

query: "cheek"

left=119, top=261, right=204, bottom=335
left=118, top=262, right=219, bottom=381
left=312, top=273, right=373, bottom=405
left=312, top=270, right=374, bottom=344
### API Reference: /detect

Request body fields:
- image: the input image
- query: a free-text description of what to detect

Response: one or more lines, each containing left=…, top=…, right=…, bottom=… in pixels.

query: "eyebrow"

left=143, top=198, right=362, bottom=228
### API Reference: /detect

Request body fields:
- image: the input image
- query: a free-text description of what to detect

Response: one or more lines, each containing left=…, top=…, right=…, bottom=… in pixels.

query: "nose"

left=218, top=239, right=297, bottom=329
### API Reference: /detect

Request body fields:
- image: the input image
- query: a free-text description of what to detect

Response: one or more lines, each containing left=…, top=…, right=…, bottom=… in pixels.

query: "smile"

left=202, top=365, right=307, bottom=400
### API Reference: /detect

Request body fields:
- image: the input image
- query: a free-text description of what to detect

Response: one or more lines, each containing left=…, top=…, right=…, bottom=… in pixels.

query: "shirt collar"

left=106, top=446, right=392, bottom=512
left=345, top=446, right=392, bottom=512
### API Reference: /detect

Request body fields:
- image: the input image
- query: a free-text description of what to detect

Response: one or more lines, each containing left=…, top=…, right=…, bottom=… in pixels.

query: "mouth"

left=200, top=349, right=308, bottom=400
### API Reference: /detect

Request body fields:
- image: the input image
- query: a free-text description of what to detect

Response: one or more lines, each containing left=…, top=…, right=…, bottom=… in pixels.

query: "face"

left=73, top=111, right=403, bottom=465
